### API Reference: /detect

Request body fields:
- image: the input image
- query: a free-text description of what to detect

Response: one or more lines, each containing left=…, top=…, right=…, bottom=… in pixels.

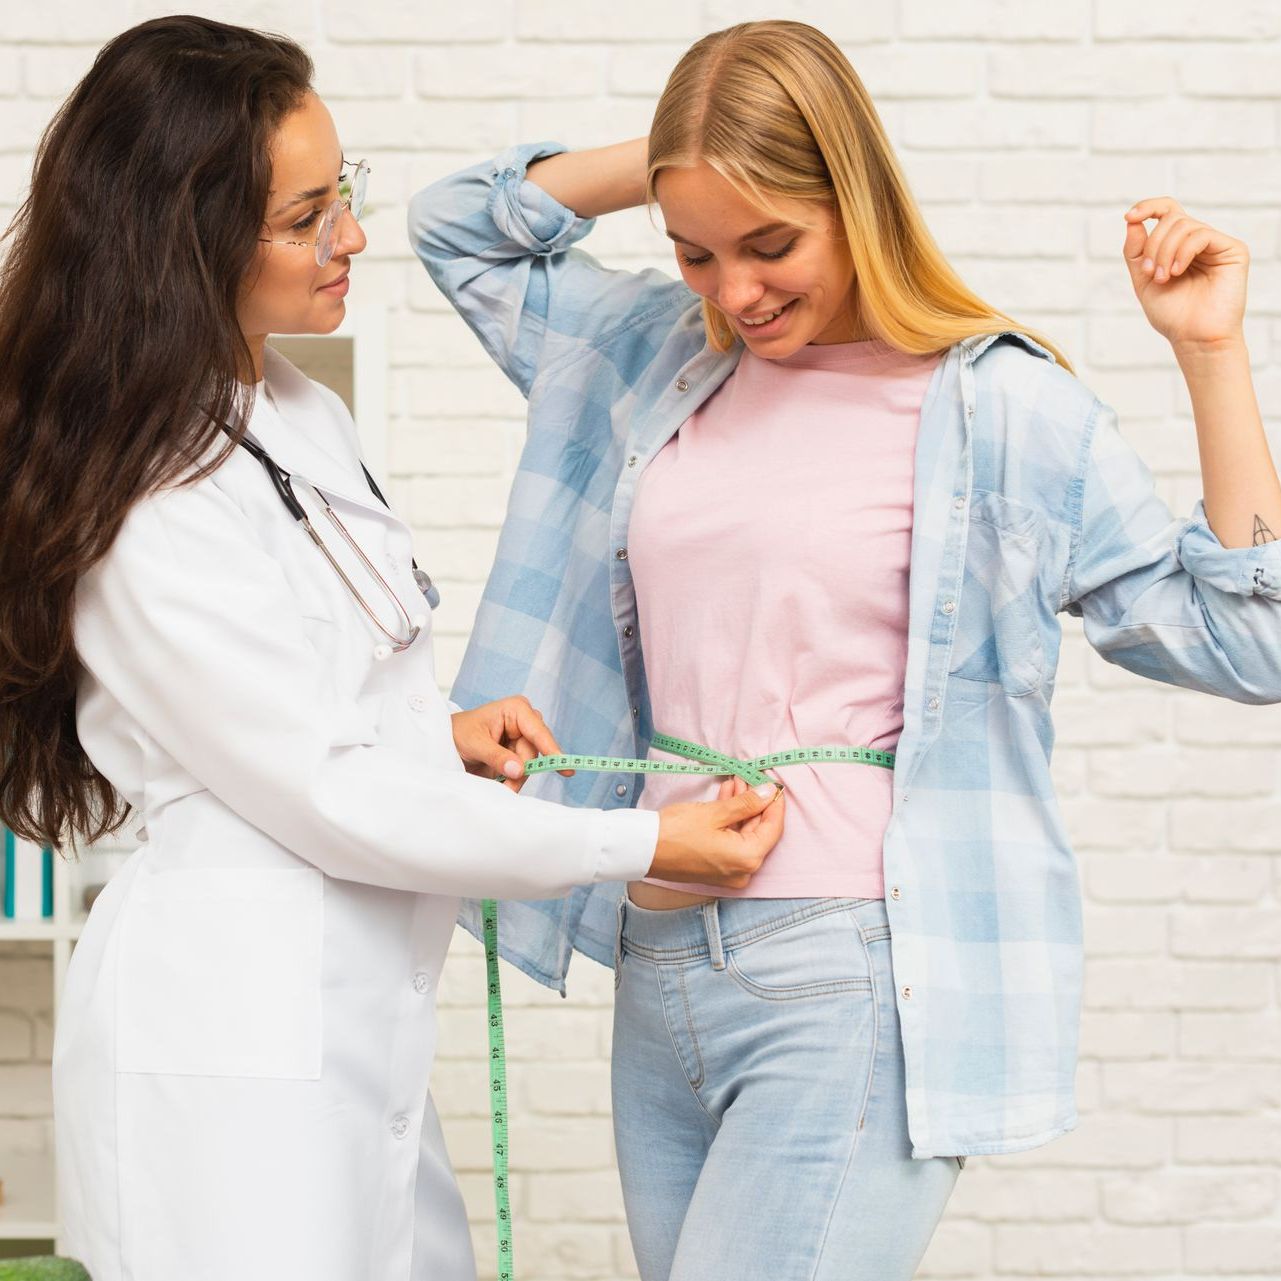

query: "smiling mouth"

left=738, top=300, right=795, bottom=326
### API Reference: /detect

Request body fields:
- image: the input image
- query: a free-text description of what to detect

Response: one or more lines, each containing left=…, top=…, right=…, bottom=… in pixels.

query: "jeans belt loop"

left=703, top=900, right=726, bottom=971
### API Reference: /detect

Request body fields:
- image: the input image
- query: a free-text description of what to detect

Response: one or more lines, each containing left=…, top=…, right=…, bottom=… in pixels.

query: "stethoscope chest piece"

left=414, top=567, right=441, bottom=611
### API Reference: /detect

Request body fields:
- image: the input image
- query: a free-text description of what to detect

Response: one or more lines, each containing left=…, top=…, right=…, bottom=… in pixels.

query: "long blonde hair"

left=646, top=21, right=1073, bottom=371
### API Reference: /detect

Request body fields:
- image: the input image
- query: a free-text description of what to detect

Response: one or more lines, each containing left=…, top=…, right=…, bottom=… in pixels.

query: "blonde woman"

left=410, top=20, right=1281, bottom=1280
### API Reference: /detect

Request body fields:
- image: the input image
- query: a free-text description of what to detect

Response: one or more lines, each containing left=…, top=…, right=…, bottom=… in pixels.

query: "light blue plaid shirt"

left=409, top=142, right=1281, bottom=1158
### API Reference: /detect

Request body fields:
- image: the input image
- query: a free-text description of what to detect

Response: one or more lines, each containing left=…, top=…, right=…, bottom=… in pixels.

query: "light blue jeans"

left=611, top=893, right=961, bottom=1281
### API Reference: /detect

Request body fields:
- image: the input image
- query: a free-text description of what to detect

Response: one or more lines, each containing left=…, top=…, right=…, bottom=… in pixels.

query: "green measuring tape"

left=480, top=899, right=513, bottom=1281
left=479, top=732, right=895, bottom=1279
left=525, top=731, right=896, bottom=789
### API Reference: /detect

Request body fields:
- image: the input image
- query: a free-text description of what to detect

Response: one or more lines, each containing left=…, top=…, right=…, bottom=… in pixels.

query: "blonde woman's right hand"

left=648, top=777, right=785, bottom=889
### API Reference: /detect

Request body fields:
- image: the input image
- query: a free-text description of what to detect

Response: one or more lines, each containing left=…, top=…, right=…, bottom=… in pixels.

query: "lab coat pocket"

left=116, top=866, right=323, bottom=1079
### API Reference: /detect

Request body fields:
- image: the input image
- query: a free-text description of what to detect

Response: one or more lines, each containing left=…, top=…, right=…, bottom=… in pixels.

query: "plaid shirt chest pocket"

left=948, top=490, right=1049, bottom=696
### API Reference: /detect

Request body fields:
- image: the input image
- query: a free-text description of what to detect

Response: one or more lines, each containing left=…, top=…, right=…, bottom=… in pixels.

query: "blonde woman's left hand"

left=1124, top=198, right=1249, bottom=353
left=451, top=696, right=576, bottom=793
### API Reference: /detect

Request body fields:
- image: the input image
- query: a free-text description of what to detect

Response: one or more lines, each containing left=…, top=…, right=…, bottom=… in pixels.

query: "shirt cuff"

left=1177, top=500, right=1281, bottom=600
left=487, top=141, right=598, bottom=254
left=587, top=806, right=659, bottom=883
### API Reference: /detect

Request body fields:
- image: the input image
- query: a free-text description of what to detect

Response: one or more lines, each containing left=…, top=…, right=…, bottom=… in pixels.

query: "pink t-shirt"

left=632, top=337, right=941, bottom=898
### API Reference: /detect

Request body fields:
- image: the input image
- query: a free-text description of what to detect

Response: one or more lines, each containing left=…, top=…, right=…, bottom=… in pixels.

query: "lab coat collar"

left=239, top=346, right=389, bottom=515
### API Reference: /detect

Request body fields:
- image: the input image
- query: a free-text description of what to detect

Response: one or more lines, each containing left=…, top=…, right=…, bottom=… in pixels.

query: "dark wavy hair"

left=0, top=16, right=313, bottom=847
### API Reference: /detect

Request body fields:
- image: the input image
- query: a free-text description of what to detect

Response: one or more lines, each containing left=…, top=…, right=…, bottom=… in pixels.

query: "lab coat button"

left=927, top=696, right=940, bottom=711
left=953, top=496, right=965, bottom=510
left=941, top=600, right=956, bottom=615
left=615, top=548, right=628, bottom=561
left=413, top=972, right=432, bottom=994
left=391, top=1115, right=410, bottom=1139
left=614, top=783, right=628, bottom=798
left=622, top=625, right=634, bottom=638
left=901, top=985, right=913, bottom=1000
left=408, top=694, right=428, bottom=712
left=675, top=377, right=690, bottom=392
left=890, top=886, right=901, bottom=900
left=628, top=455, right=638, bottom=468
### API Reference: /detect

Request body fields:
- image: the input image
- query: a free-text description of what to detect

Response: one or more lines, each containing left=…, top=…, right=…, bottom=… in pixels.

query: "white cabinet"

left=0, top=305, right=387, bottom=1254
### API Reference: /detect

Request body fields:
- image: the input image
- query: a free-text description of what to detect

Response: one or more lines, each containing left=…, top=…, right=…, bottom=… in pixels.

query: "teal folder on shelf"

left=3, top=825, right=54, bottom=919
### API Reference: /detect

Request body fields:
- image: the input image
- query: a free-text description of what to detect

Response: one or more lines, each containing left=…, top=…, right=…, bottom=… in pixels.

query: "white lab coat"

left=52, top=346, right=657, bottom=1281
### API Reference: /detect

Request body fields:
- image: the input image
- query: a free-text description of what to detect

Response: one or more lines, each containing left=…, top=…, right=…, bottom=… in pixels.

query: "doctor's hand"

left=649, top=778, right=786, bottom=890
left=451, top=697, right=576, bottom=793
left=1123, top=198, right=1248, bottom=354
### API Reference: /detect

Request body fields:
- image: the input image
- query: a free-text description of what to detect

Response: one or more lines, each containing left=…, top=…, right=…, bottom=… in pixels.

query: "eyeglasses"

left=259, top=158, right=370, bottom=267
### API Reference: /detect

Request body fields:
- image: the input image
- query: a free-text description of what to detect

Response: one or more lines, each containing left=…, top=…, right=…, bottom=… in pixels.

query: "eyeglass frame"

left=258, top=157, right=370, bottom=267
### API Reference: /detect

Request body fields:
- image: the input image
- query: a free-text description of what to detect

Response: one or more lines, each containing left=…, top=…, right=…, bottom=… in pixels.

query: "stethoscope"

left=228, top=430, right=440, bottom=661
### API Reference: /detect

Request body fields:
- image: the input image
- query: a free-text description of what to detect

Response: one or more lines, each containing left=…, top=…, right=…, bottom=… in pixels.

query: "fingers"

left=724, top=786, right=786, bottom=878
left=1124, top=197, right=1228, bottom=283
left=500, top=697, right=575, bottom=777
left=502, top=735, right=543, bottom=791
left=712, top=780, right=783, bottom=828
left=743, top=783, right=785, bottom=852
left=502, top=697, right=558, bottom=755
left=1164, top=225, right=1214, bottom=277
left=472, top=741, right=524, bottom=783
left=714, top=773, right=760, bottom=833
left=1124, top=196, right=1184, bottom=227
left=1145, top=216, right=1194, bottom=282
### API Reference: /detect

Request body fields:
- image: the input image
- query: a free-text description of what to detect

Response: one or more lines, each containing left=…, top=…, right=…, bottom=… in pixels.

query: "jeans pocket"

left=614, top=898, right=625, bottom=991
left=725, top=907, right=873, bottom=1001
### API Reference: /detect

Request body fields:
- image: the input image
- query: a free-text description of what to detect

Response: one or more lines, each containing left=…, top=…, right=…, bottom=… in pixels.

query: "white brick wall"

left=3, top=4, right=1280, bottom=1277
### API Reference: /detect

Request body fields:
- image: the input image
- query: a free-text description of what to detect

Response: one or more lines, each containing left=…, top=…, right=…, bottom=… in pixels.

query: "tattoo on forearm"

left=1253, top=515, right=1276, bottom=546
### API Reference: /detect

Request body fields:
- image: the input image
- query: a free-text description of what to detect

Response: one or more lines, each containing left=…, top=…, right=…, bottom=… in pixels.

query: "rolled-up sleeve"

left=407, top=141, right=688, bottom=398
left=1065, top=397, right=1281, bottom=703
left=1175, top=506, right=1281, bottom=599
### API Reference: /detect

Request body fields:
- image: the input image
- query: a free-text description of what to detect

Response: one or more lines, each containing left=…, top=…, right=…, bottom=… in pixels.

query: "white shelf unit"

left=0, top=304, right=388, bottom=1255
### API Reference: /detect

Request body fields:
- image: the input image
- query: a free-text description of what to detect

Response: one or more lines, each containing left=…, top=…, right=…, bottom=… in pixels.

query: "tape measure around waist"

left=481, top=732, right=893, bottom=1280
left=523, top=731, right=896, bottom=788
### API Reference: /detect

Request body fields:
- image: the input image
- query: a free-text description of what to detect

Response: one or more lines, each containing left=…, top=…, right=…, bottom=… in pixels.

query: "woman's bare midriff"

left=626, top=881, right=721, bottom=910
